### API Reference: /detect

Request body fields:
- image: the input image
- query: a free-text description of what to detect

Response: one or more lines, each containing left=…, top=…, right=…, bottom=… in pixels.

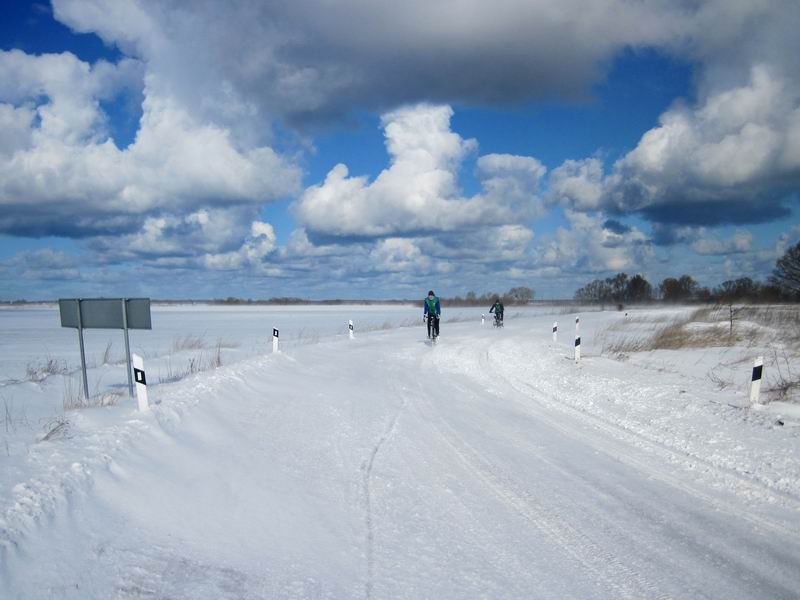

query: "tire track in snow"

left=495, top=358, right=800, bottom=536
left=422, top=329, right=800, bottom=596
left=451, top=334, right=800, bottom=535
left=361, top=396, right=406, bottom=600
left=412, top=381, right=669, bottom=600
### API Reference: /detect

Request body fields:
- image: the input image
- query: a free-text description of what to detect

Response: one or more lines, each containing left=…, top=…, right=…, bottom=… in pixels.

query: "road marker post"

left=349, top=320, right=354, bottom=339
left=575, top=335, right=581, bottom=363
left=750, top=356, right=763, bottom=405
left=481, top=314, right=485, bottom=325
left=132, top=354, right=149, bottom=411
left=272, top=328, right=280, bottom=353
left=553, top=321, right=558, bottom=344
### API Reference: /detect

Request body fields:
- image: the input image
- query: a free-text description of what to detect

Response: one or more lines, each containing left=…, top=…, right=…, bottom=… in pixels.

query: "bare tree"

left=625, top=274, right=653, bottom=303
left=659, top=275, right=698, bottom=302
left=771, top=241, right=800, bottom=295
left=505, top=286, right=534, bottom=305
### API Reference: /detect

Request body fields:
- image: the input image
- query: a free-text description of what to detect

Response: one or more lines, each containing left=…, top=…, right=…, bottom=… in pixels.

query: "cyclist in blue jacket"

left=423, top=290, right=441, bottom=339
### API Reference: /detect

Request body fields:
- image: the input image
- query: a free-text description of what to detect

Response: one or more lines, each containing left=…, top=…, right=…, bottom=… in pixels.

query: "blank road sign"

left=59, top=298, right=152, bottom=330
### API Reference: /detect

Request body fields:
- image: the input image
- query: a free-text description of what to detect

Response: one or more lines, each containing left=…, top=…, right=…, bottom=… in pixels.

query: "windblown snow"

left=1, top=304, right=799, bottom=599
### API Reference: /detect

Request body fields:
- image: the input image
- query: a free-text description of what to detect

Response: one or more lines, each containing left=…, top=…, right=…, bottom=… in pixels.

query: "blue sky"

left=1, top=1, right=799, bottom=300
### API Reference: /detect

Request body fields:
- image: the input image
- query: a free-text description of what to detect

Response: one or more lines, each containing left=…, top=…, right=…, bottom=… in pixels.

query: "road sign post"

left=121, top=299, right=134, bottom=396
left=76, top=301, right=89, bottom=400
left=59, top=298, right=152, bottom=400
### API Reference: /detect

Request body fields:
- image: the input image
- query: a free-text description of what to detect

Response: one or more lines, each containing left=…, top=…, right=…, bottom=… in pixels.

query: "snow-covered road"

left=3, top=313, right=800, bottom=598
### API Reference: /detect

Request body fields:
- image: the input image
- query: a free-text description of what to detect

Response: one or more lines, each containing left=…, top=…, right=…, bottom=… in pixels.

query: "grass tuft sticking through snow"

left=39, top=416, right=70, bottom=442
left=158, top=342, right=224, bottom=384
left=766, top=348, right=800, bottom=402
left=171, top=334, right=209, bottom=352
left=25, top=356, right=69, bottom=383
left=599, top=306, right=784, bottom=355
left=599, top=304, right=800, bottom=405
left=101, top=341, right=114, bottom=365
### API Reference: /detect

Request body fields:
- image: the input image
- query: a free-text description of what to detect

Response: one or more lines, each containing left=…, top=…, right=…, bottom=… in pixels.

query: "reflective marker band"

left=752, top=365, right=763, bottom=381
left=134, top=368, right=147, bottom=386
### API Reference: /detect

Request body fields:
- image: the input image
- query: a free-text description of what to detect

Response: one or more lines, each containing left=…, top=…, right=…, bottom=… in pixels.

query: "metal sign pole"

left=60, top=297, right=151, bottom=402
left=76, top=299, right=90, bottom=400
left=121, top=298, right=134, bottom=397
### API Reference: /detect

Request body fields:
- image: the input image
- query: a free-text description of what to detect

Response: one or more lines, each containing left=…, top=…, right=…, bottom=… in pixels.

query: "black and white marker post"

left=272, top=328, right=280, bottom=353
left=132, top=353, right=149, bottom=412
left=575, top=334, right=581, bottom=363
left=481, top=314, right=485, bottom=325
left=750, top=356, right=763, bottom=405
left=552, top=321, right=558, bottom=344
left=349, top=320, right=354, bottom=340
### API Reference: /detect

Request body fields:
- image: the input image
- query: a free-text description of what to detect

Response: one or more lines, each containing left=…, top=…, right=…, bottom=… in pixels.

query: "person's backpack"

left=425, top=296, right=439, bottom=314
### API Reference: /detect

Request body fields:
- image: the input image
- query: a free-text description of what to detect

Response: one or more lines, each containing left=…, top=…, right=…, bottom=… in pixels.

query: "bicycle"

left=426, top=314, right=440, bottom=341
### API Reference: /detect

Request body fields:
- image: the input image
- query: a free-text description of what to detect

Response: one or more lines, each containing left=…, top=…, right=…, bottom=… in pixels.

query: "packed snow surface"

left=1, top=305, right=799, bottom=598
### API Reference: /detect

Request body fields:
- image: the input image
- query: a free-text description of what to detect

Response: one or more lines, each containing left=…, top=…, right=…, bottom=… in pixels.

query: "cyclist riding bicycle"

left=489, top=297, right=504, bottom=327
left=423, top=290, right=441, bottom=339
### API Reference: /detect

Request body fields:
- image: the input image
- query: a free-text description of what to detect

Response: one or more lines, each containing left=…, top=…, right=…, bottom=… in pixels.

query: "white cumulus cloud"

left=0, top=45, right=301, bottom=247
left=294, top=104, right=546, bottom=237
left=552, top=0, right=800, bottom=227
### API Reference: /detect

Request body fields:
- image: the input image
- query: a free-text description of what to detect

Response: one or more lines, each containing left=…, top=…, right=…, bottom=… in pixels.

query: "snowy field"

left=1, top=303, right=799, bottom=598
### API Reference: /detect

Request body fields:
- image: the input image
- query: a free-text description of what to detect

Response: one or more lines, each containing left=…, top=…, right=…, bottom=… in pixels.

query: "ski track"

left=361, top=389, right=406, bottom=600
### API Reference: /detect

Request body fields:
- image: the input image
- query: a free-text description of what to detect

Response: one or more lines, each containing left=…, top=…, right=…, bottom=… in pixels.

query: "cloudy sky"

left=1, top=0, right=799, bottom=300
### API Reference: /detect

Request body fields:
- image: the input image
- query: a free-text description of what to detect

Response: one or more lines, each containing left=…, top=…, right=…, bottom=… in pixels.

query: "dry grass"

left=62, top=375, right=87, bottom=410
left=101, top=341, right=114, bottom=365
left=2, top=392, right=29, bottom=435
left=600, top=335, right=654, bottom=356
left=706, top=368, right=735, bottom=390
left=171, top=334, right=209, bottom=352
left=62, top=374, right=124, bottom=410
left=598, top=306, right=800, bottom=404
left=765, top=347, right=800, bottom=402
left=600, top=308, right=717, bottom=355
left=732, top=305, right=800, bottom=329
left=605, top=313, right=680, bottom=330
left=605, top=304, right=800, bottom=351
left=558, top=305, right=604, bottom=315
left=217, top=339, right=240, bottom=349
left=25, top=357, right=68, bottom=383
left=647, top=308, right=737, bottom=350
left=599, top=307, right=755, bottom=356
left=158, top=342, right=223, bottom=384
left=39, top=417, right=70, bottom=442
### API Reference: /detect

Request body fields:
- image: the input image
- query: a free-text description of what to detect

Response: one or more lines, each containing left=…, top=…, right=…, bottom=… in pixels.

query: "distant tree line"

left=445, top=286, right=535, bottom=306
left=573, top=241, right=800, bottom=304
left=205, top=297, right=411, bottom=305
